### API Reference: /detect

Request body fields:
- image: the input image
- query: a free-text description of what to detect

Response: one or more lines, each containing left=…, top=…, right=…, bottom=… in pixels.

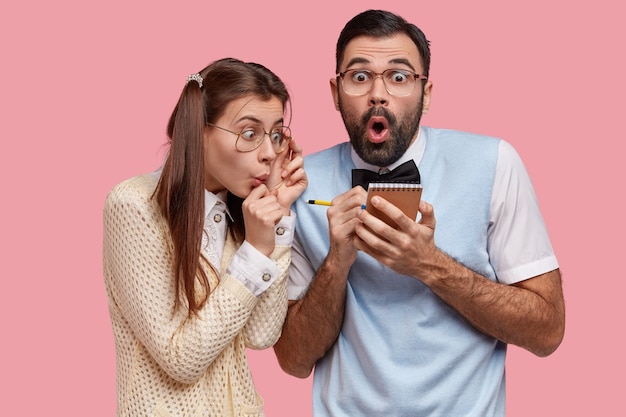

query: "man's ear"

left=330, top=77, right=340, bottom=111
left=422, top=80, right=433, bottom=114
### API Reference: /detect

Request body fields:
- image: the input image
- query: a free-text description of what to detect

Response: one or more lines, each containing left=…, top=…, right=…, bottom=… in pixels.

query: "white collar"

left=203, top=190, right=232, bottom=221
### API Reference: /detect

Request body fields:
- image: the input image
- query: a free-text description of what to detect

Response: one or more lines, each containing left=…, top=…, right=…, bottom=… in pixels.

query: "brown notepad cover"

left=365, top=182, right=422, bottom=228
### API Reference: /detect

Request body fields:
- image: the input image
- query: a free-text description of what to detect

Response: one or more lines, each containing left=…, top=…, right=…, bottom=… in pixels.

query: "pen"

left=307, top=199, right=367, bottom=209
left=307, top=200, right=332, bottom=206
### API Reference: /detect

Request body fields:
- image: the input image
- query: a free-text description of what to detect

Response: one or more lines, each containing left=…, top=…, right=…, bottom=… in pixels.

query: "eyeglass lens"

left=237, top=126, right=292, bottom=153
left=342, top=69, right=418, bottom=96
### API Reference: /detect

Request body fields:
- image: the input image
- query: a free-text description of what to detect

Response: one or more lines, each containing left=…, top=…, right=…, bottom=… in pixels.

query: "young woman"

left=103, top=58, right=307, bottom=417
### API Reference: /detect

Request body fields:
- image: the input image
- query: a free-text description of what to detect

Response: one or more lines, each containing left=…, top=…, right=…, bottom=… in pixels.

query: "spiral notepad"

left=365, top=182, right=423, bottom=227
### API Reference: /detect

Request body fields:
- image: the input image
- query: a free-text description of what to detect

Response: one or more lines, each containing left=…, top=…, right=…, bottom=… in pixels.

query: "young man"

left=274, top=9, right=565, bottom=416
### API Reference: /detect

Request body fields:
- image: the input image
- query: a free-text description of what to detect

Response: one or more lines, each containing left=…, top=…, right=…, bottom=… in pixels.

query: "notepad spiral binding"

left=368, top=182, right=422, bottom=191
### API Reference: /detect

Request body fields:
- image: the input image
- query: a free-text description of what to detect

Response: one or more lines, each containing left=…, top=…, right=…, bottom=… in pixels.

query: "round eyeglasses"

left=206, top=123, right=292, bottom=153
left=337, top=68, right=428, bottom=97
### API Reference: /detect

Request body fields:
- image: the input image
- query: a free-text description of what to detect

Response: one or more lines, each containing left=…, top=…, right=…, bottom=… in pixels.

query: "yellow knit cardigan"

left=103, top=174, right=290, bottom=417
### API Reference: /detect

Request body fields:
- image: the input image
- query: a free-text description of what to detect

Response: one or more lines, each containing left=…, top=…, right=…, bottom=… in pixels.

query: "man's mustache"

left=362, top=107, right=396, bottom=125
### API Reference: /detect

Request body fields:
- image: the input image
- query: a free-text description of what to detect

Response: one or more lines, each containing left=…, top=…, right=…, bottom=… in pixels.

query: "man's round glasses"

left=206, top=123, right=292, bottom=153
left=337, top=68, right=428, bottom=97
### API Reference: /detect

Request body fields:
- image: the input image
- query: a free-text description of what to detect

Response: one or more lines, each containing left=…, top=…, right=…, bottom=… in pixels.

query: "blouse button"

left=213, top=213, right=223, bottom=223
left=262, top=272, right=272, bottom=282
left=275, top=227, right=285, bottom=236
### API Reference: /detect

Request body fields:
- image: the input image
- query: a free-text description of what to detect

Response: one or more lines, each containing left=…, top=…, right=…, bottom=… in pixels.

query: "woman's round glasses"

left=206, top=123, right=292, bottom=153
left=337, top=68, right=428, bottom=97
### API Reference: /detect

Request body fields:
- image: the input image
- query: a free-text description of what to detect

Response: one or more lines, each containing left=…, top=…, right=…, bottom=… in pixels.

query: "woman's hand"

left=242, top=185, right=284, bottom=257
left=267, top=138, right=307, bottom=214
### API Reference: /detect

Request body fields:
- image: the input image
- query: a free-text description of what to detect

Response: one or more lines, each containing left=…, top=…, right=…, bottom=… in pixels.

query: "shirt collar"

left=350, top=127, right=425, bottom=171
left=203, top=190, right=233, bottom=221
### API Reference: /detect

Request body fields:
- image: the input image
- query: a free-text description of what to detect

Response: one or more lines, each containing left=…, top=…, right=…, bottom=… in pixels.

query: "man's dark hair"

left=336, top=9, right=431, bottom=77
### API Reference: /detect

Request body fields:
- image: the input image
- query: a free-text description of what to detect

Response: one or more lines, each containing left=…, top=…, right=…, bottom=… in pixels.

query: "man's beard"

left=339, top=97, right=423, bottom=167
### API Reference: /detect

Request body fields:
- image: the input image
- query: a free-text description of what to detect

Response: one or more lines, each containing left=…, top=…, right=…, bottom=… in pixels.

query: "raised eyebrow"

left=344, top=57, right=371, bottom=69
left=343, top=57, right=416, bottom=72
left=235, top=116, right=285, bottom=128
left=388, top=58, right=416, bottom=72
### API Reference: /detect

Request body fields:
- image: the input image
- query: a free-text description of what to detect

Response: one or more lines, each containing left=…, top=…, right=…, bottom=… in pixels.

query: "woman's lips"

left=253, top=174, right=269, bottom=187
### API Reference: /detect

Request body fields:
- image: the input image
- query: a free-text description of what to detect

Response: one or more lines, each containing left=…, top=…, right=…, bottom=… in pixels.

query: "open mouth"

left=367, top=117, right=389, bottom=143
left=372, top=121, right=385, bottom=134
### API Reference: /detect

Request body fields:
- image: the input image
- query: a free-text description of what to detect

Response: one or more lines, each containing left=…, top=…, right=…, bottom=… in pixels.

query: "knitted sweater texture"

left=103, top=174, right=290, bottom=417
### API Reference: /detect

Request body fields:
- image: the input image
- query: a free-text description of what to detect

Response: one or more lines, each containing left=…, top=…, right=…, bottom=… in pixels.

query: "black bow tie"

left=352, top=160, right=420, bottom=189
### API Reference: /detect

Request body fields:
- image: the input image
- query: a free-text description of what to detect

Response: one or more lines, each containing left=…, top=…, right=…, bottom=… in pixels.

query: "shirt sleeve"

left=227, top=214, right=296, bottom=296
left=488, top=140, right=559, bottom=284
left=287, top=232, right=317, bottom=300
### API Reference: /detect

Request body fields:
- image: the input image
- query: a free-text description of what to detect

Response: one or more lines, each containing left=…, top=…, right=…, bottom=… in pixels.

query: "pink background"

left=2, top=1, right=623, bottom=415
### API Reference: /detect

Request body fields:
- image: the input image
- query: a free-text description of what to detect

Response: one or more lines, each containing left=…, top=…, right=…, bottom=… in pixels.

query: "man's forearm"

left=274, top=252, right=350, bottom=378
left=421, top=250, right=565, bottom=356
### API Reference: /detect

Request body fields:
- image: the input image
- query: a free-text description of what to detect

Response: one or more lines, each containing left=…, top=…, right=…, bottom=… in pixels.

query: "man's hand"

left=355, top=197, right=437, bottom=278
left=327, top=186, right=368, bottom=269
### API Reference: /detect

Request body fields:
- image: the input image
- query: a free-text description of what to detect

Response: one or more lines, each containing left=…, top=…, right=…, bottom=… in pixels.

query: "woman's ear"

left=202, top=125, right=211, bottom=150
